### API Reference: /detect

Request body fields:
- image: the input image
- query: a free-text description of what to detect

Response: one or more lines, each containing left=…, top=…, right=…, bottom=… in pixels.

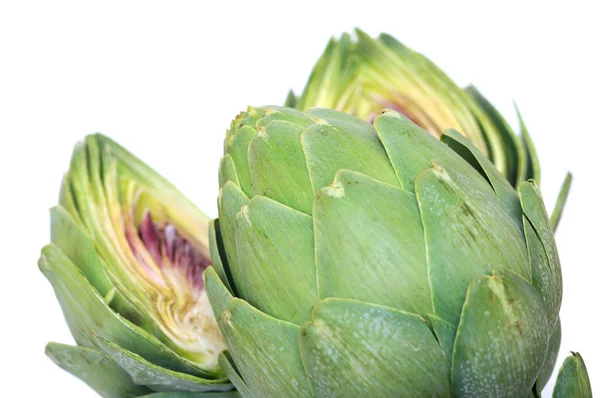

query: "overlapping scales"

left=209, top=106, right=563, bottom=397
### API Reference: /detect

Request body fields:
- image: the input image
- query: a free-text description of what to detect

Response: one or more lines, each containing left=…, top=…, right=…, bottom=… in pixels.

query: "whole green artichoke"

left=207, top=106, right=565, bottom=397
left=40, top=134, right=237, bottom=397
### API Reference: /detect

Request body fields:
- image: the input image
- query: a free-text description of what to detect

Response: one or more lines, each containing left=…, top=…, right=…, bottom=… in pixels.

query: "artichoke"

left=289, top=30, right=536, bottom=187
left=207, top=105, right=575, bottom=397
left=39, top=134, right=237, bottom=397
left=288, top=30, right=572, bottom=228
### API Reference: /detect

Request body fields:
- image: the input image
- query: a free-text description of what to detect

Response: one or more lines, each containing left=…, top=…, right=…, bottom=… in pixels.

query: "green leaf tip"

left=553, top=352, right=593, bottom=398
left=551, top=172, right=573, bottom=232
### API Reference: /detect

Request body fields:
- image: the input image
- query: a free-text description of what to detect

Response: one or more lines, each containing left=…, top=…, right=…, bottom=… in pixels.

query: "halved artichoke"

left=289, top=30, right=572, bottom=230
left=40, top=134, right=237, bottom=397
left=290, top=29, right=537, bottom=186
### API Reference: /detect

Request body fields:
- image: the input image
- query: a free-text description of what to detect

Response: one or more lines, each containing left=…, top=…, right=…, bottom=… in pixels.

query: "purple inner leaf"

left=136, top=211, right=210, bottom=290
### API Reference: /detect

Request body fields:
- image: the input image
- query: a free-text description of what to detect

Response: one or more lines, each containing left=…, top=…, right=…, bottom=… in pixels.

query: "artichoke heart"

left=122, top=191, right=224, bottom=363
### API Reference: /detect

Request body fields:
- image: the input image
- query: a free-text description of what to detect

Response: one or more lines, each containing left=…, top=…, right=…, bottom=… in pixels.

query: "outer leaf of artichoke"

left=209, top=106, right=571, bottom=397
left=45, top=342, right=152, bottom=398
left=41, top=134, right=232, bottom=396
left=553, top=353, right=593, bottom=398
left=139, top=392, right=241, bottom=398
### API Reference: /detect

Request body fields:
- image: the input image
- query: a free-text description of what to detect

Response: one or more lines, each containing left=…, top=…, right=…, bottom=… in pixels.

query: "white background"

left=1, top=1, right=597, bottom=396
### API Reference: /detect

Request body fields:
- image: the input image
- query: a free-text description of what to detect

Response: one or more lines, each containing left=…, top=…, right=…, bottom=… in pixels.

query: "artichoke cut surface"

left=40, top=134, right=234, bottom=396
left=291, top=29, right=541, bottom=189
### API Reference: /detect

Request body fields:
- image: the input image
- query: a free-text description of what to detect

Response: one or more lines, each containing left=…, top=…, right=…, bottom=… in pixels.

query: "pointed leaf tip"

left=550, top=172, right=573, bottom=232
left=553, top=352, right=592, bottom=398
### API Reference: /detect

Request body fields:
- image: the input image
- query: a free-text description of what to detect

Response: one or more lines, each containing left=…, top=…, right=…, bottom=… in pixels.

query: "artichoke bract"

left=39, top=134, right=236, bottom=397
left=207, top=106, right=565, bottom=397
left=553, top=352, right=593, bottom=398
left=289, top=30, right=541, bottom=190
